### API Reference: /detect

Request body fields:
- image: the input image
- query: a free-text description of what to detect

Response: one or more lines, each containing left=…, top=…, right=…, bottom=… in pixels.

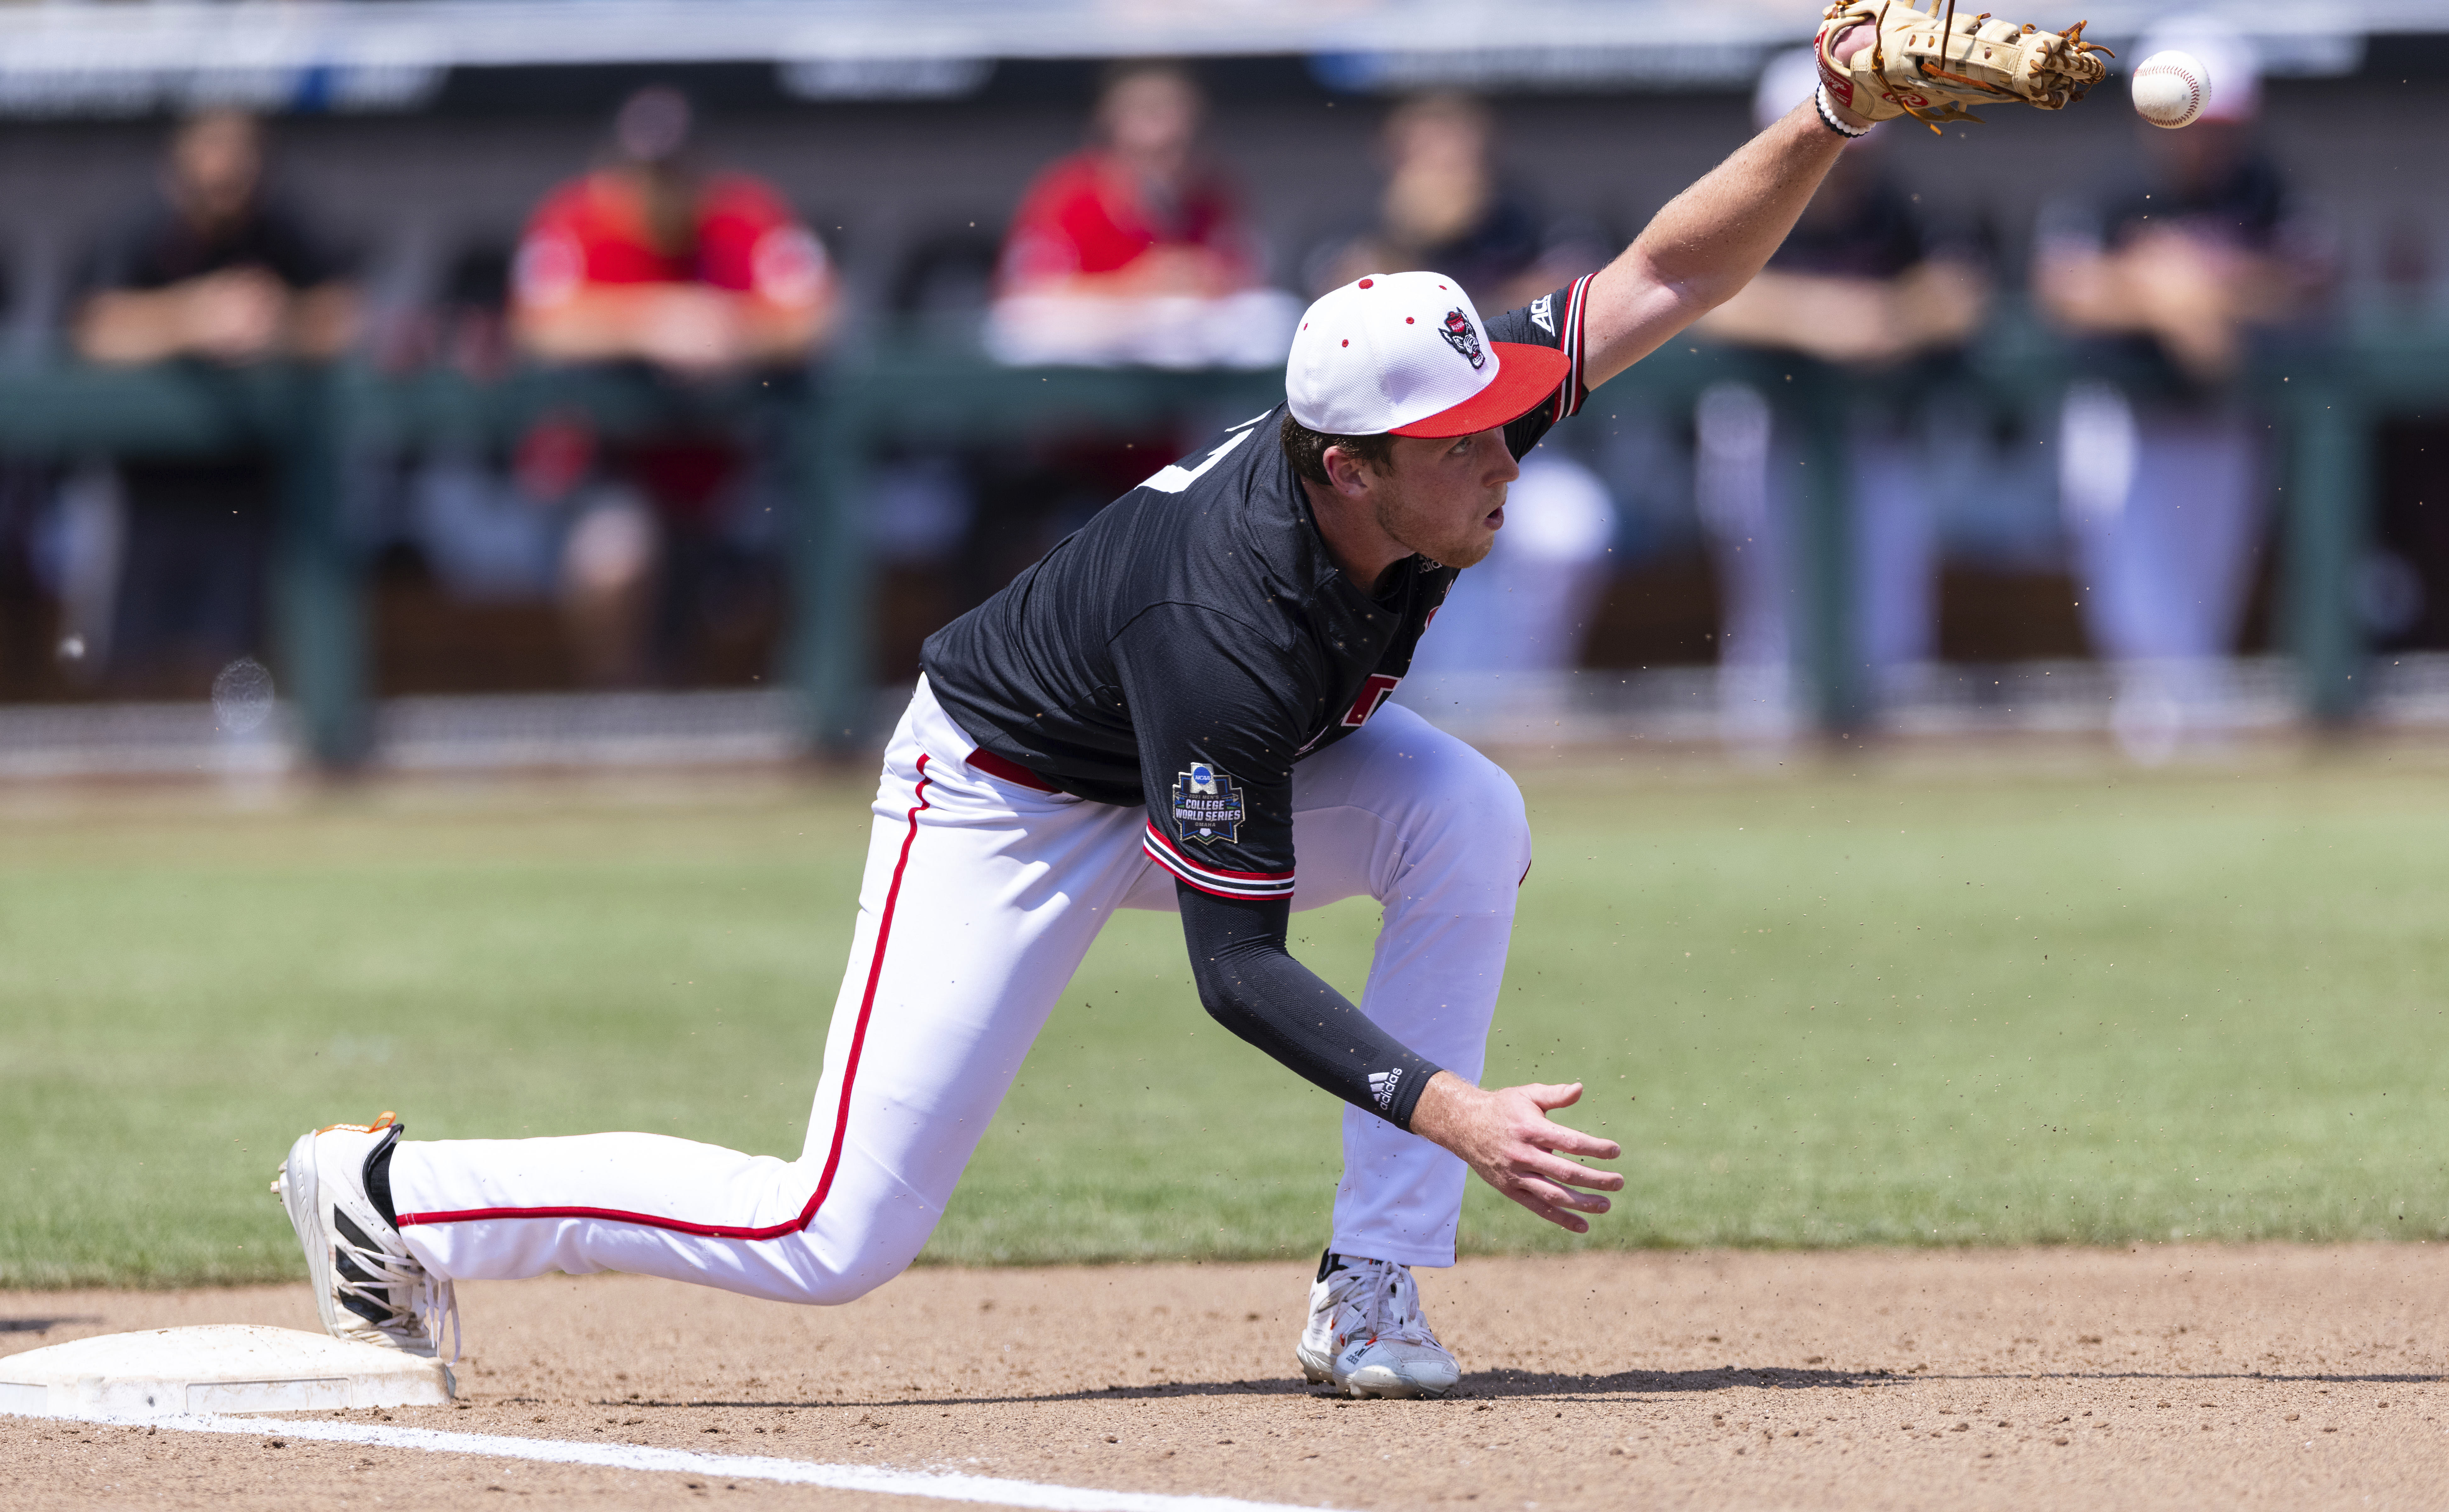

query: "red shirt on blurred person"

left=502, top=86, right=837, bottom=688
left=996, top=65, right=1256, bottom=299
left=999, top=151, right=1253, bottom=294
left=512, top=87, right=834, bottom=375
left=988, top=65, right=1295, bottom=370
left=516, top=172, right=829, bottom=310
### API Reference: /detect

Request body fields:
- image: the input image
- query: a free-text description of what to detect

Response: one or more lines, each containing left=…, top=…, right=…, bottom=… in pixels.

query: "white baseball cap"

left=1285, top=271, right=1572, bottom=439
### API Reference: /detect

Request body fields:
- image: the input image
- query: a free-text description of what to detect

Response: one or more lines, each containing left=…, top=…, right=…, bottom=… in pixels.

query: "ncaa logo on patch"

left=1173, top=761, right=1245, bottom=845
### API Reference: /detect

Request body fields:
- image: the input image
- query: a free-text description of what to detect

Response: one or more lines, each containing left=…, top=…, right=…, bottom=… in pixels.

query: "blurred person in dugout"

left=68, top=108, right=356, bottom=696
left=986, top=62, right=1298, bottom=367
left=1315, top=93, right=1616, bottom=690
left=2035, top=17, right=2314, bottom=760
left=1689, top=49, right=1989, bottom=743
left=510, top=85, right=838, bottom=686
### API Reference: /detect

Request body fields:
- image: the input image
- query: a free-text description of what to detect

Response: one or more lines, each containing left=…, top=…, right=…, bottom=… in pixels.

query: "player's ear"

left=1320, top=443, right=1376, bottom=497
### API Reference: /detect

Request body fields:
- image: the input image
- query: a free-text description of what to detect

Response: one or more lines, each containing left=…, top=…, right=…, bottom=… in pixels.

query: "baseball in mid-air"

left=2132, top=49, right=2211, bottom=128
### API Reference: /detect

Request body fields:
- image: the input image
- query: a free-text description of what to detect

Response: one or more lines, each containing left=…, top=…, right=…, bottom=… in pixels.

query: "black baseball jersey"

left=79, top=191, right=348, bottom=296
left=923, top=276, right=1593, bottom=902
left=2063, top=151, right=2292, bottom=401
left=77, top=187, right=354, bottom=523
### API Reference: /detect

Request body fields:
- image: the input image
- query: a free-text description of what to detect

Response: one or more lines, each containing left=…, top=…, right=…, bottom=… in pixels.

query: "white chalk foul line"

left=9, top=1407, right=1337, bottom=1512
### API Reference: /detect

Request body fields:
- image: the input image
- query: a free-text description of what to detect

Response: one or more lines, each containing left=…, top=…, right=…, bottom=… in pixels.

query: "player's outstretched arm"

left=1409, top=1073, right=1624, bottom=1233
left=1574, top=24, right=1875, bottom=389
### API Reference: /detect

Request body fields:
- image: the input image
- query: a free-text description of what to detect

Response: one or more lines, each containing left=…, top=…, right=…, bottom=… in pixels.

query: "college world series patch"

left=1173, top=761, right=1246, bottom=845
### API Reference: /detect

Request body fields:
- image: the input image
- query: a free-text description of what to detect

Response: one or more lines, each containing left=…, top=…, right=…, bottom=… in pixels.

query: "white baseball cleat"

left=1295, top=1249, right=1461, bottom=1399
left=272, top=1112, right=458, bottom=1360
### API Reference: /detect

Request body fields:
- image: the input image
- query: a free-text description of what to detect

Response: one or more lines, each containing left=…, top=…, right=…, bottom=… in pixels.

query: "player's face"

left=1376, top=429, right=1520, bottom=570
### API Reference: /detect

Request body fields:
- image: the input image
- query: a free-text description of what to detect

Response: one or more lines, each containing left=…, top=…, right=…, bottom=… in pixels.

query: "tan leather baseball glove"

left=1815, top=0, right=2109, bottom=131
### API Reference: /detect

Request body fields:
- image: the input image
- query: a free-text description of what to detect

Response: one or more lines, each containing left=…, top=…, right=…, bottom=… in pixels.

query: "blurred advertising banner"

left=0, top=0, right=2385, bottom=118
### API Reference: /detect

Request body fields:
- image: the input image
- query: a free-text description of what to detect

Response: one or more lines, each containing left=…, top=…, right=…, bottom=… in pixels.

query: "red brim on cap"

left=1386, top=342, right=1574, bottom=439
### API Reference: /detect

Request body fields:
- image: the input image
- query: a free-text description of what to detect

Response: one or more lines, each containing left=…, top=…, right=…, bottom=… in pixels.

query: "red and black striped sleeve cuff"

left=1143, top=823, right=1296, bottom=901
left=1549, top=272, right=1594, bottom=423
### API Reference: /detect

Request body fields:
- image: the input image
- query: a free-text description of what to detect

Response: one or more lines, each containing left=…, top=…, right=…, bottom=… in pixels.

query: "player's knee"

left=779, top=1240, right=919, bottom=1308
left=791, top=1270, right=889, bottom=1308
left=776, top=1189, right=938, bottom=1306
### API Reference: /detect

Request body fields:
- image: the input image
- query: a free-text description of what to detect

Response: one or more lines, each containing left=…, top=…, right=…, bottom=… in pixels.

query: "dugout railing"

left=0, top=327, right=2425, bottom=768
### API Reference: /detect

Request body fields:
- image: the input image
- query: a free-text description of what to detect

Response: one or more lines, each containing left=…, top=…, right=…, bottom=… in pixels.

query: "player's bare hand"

left=1410, top=1073, right=1623, bottom=1234
left=1822, top=23, right=1877, bottom=130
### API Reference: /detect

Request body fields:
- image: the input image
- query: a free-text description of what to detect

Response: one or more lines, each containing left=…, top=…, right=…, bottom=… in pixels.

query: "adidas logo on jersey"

left=1368, top=1068, right=1404, bottom=1112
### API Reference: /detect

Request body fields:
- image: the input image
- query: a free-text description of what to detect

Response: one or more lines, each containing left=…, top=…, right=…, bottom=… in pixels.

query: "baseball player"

left=271, top=9, right=2102, bottom=1399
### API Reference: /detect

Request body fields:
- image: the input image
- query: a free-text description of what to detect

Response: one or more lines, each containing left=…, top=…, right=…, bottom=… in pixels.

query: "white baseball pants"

left=388, top=675, right=1530, bottom=1305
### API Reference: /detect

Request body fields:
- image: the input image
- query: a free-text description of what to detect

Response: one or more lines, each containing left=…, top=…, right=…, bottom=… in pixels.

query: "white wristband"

left=1815, top=81, right=1873, bottom=138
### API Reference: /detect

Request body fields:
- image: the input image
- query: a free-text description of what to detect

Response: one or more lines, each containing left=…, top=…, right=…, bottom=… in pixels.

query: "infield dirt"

left=5, top=1244, right=2446, bottom=1511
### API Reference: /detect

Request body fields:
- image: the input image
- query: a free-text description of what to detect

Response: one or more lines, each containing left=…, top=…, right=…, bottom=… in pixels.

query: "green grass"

left=5, top=752, right=2449, bottom=1288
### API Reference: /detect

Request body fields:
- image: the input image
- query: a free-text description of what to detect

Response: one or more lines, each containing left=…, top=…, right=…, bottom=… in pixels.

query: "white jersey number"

left=1138, top=425, right=1257, bottom=495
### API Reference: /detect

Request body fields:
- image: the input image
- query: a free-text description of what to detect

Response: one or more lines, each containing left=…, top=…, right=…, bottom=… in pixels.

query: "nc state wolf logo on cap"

left=1438, top=309, right=1485, bottom=370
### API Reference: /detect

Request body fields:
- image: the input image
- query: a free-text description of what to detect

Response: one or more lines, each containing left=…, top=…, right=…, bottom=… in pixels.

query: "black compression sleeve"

left=1175, top=883, right=1439, bottom=1130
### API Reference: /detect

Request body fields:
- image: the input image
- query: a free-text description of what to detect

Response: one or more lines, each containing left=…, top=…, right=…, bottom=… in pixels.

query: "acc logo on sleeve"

left=1173, top=761, right=1247, bottom=845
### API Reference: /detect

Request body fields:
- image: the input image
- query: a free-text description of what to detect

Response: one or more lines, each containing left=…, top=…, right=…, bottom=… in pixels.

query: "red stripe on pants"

left=398, top=755, right=938, bottom=1238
